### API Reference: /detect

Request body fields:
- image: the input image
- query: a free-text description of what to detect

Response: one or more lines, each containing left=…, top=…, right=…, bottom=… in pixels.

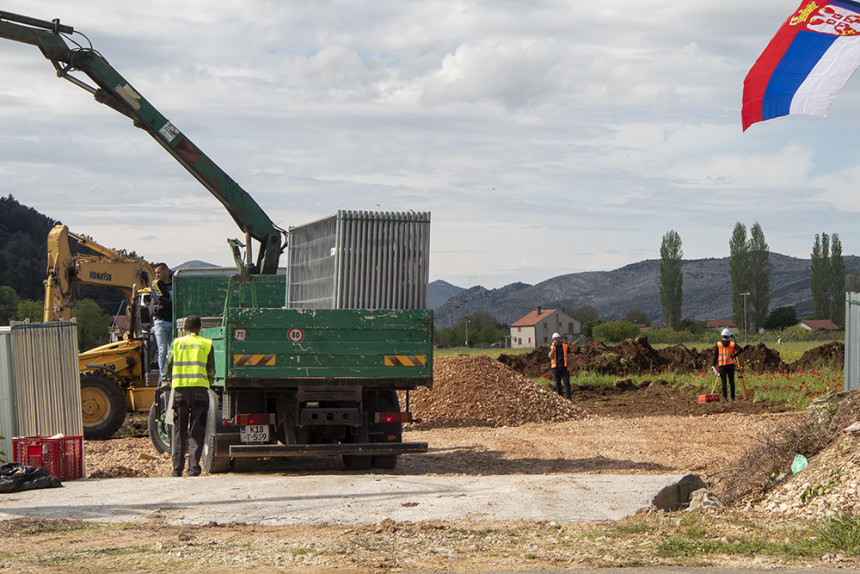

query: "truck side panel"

left=218, top=308, right=434, bottom=386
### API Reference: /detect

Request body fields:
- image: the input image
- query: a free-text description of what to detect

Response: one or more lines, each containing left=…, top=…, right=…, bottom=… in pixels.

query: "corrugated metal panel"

left=286, top=210, right=431, bottom=310
left=846, top=292, right=860, bottom=391
left=10, top=322, right=83, bottom=437
left=0, top=327, right=16, bottom=461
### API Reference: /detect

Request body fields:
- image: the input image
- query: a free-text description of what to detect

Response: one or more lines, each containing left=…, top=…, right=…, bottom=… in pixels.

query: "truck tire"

left=371, top=390, right=402, bottom=470
left=147, top=397, right=172, bottom=454
left=80, top=372, right=127, bottom=440
left=202, top=390, right=231, bottom=474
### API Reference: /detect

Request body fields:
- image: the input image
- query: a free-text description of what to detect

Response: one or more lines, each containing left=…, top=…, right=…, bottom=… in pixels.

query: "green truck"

left=1, top=11, right=433, bottom=471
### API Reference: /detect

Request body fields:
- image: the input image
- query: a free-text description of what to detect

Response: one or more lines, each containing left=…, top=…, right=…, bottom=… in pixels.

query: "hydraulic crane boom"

left=0, top=11, right=285, bottom=274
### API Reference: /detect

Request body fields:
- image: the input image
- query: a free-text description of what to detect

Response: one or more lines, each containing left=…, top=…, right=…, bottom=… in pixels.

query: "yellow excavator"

left=44, top=224, right=159, bottom=440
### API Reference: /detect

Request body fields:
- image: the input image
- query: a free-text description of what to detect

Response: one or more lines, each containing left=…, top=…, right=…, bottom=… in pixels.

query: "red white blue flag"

left=742, top=0, right=860, bottom=131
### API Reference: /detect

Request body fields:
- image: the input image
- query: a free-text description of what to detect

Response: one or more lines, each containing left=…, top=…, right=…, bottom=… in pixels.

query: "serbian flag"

left=742, top=0, right=860, bottom=131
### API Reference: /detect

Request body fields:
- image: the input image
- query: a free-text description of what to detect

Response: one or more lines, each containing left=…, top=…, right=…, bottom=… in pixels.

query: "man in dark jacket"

left=151, top=263, right=173, bottom=381
left=712, top=328, right=744, bottom=401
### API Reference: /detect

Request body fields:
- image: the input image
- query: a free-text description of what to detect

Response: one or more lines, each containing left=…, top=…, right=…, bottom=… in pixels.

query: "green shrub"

left=592, top=320, right=641, bottom=343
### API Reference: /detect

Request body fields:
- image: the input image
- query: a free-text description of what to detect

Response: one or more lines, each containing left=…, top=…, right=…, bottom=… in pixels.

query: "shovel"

left=736, top=357, right=748, bottom=400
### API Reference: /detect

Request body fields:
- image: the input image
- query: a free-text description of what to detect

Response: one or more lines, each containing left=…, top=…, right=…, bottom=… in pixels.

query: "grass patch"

left=812, top=513, right=860, bottom=555
left=0, top=520, right=125, bottom=538
left=290, top=547, right=316, bottom=556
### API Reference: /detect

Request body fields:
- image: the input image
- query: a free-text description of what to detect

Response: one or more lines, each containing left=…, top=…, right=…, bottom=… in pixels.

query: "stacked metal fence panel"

left=846, top=292, right=860, bottom=391
left=9, top=322, right=83, bottom=437
left=286, top=210, right=431, bottom=310
left=0, top=327, right=15, bottom=460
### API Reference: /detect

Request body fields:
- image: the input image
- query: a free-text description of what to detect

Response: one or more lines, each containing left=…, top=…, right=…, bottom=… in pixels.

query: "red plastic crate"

left=12, top=435, right=83, bottom=481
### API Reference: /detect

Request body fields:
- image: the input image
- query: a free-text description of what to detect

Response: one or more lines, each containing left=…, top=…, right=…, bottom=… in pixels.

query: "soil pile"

left=788, top=340, right=844, bottom=371
left=498, top=337, right=812, bottom=378
left=407, top=355, right=588, bottom=428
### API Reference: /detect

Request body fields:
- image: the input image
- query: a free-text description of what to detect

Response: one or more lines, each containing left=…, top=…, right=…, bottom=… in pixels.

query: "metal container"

left=286, top=210, right=431, bottom=310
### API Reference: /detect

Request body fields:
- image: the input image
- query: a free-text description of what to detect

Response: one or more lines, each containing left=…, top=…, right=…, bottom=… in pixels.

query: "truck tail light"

left=235, top=413, right=274, bottom=425
left=374, top=412, right=416, bottom=424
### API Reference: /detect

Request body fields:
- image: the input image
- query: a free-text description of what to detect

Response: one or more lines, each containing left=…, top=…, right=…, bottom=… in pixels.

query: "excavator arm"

left=0, top=11, right=285, bottom=274
left=44, top=224, right=156, bottom=323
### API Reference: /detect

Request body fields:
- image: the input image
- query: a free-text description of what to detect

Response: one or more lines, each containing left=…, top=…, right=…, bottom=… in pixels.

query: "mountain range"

left=430, top=253, right=860, bottom=328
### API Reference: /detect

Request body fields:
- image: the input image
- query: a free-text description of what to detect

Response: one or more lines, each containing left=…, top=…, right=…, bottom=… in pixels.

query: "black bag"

left=0, top=462, right=62, bottom=493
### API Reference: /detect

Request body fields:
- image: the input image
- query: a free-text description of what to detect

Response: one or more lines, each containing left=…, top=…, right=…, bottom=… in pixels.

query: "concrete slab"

left=0, top=473, right=696, bottom=526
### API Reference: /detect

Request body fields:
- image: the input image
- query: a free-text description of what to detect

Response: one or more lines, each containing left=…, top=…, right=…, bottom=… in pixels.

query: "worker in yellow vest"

left=711, top=328, right=744, bottom=402
left=165, top=315, right=215, bottom=477
left=548, top=332, right=571, bottom=399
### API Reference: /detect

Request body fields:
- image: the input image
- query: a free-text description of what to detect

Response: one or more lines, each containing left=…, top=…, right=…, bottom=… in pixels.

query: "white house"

left=510, top=307, right=580, bottom=349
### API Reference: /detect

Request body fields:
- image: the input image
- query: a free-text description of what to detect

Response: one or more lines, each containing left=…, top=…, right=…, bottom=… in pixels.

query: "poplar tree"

left=659, top=230, right=683, bottom=328
left=747, top=223, right=771, bottom=332
left=811, top=233, right=832, bottom=319
left=832, top=234, right=846, bottom=325
left=729, top=222, right=750, bottom=332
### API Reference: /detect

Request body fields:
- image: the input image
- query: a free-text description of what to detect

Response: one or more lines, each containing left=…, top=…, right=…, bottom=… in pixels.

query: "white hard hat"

left=552, top=332, right=561, bottom=339
left=721, top=328, right=731, bottom=337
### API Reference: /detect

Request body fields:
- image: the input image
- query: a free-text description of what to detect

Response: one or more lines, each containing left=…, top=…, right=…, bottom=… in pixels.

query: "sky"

left=0, top=1, right=857, bottom=290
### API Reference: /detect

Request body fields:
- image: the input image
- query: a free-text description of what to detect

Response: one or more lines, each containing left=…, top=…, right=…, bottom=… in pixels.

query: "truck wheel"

left=81, top=372, right=127, bottom=440
left=371, top=391, right=402, bottom=470
left=147, top=398, right=172, bottom=454
left=202, top=390, right=231, bottom=474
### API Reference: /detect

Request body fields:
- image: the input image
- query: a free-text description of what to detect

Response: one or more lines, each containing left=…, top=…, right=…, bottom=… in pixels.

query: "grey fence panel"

left=286, top=210, right=431, bottom=310
left=846, top=292, right=860, bottom=391
left=10, top=322, right=82, bottom=437
left=0, top=328, right=16, bottom=459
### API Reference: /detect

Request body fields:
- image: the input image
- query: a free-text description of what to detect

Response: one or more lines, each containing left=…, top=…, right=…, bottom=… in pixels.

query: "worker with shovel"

left=711, top=328, right=744, bottom=402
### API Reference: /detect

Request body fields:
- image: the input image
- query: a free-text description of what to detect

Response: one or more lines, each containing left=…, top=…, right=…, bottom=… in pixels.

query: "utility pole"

left=465, top=318, right=470, bottom=348
left=741, top=292, right=750, bottom=344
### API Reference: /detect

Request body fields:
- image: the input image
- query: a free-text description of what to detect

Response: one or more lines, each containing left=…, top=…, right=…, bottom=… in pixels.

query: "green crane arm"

left=0, top=10, right=285, bottom=274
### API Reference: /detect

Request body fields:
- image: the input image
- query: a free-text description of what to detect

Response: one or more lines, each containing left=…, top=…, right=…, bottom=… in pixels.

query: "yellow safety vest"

left=170, top=333, right=212, bottom=388
left=717, top=340, right=736, bottom=367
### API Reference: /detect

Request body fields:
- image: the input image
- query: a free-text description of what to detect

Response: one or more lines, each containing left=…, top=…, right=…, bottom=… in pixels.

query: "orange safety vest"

left=550, top=343, right=569, bottom=369
left=717, top=340, right=736, bottom=367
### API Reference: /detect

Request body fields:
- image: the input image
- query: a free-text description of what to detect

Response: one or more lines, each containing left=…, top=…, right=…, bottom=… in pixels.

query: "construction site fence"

left=845, top=291, right=860, bottom=391
left=0, top=321, right=82, bottom=460
left=285, top=210, right=431, bottom=310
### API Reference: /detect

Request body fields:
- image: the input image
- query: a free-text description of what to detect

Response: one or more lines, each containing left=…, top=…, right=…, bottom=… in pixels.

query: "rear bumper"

left=228, top=441, right=428, bottom=458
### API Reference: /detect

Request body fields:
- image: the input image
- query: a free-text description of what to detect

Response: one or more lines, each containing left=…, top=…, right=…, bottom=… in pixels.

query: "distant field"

left=434, top=339, right=844, bottom=409
left=435, top=340, right=831, bottom=363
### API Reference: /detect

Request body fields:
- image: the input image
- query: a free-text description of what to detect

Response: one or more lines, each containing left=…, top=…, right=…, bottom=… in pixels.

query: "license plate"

left=240, top=424, right=269, bottom=443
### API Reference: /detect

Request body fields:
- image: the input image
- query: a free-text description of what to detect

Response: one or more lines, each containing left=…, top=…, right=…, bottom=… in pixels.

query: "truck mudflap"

left=228, top=441, right=428, bottom=458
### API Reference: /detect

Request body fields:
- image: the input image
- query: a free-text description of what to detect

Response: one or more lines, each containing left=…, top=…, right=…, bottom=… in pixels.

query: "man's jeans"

left=153, top=319, right=173, bottom=380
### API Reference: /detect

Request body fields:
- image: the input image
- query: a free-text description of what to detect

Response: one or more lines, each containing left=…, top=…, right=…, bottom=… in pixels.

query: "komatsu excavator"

left=44, top=224, right=158, bottom=440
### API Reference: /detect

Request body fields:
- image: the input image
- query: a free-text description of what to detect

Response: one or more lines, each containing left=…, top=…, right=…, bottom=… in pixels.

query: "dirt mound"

left=498, top=337, right=707, bottom=377
left=735, top=342, right=788, bottom=373
left=498, top=337, right=802, bottom=377
left=407, top=355, right=588, bottom=428
left=788, top=340, right=844, bottom=371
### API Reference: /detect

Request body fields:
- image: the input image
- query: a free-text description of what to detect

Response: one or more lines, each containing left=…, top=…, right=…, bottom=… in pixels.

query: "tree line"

left=0, top=195, right=115, bottom=350
left=660, top=225, right=849, bottom=334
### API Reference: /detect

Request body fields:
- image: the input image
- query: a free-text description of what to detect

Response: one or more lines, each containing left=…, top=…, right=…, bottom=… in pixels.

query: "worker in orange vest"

left=711, top=328, right=744, bottom=401
left=548, top=333, right=571, bottom=399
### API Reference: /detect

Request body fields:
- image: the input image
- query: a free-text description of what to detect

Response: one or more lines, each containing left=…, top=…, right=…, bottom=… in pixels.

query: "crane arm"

left=0, top=11, right=285, bottom=274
